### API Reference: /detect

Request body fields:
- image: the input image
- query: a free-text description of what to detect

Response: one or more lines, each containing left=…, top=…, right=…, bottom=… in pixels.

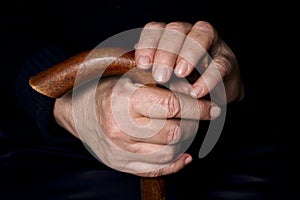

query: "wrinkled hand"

left=135, top=21, right=244, bottom=103
left=54, top=75, right=220, bottom=177
left=53, top=20, right=244, bottom=178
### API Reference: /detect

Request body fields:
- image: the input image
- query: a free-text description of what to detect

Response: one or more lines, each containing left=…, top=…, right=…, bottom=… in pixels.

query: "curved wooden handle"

left=28, top=47, right=165, bottom=200
left=29, top=47, right=155, bottom=98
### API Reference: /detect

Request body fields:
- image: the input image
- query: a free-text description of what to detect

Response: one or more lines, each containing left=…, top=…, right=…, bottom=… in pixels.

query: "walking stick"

left=141, top=176, right=166, bottom=200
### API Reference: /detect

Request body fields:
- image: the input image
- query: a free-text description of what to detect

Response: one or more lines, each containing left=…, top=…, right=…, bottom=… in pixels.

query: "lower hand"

left=54, top=75, right=220, bottom=177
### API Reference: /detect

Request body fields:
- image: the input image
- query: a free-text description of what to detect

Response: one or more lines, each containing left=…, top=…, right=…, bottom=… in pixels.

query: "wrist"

left=53, top=92, right=79, bottom=138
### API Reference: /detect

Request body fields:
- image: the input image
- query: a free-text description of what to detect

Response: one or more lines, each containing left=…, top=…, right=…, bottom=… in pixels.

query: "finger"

left=152, top=22, right=192, bottom=83
left=169, top=81, right=222, bottom=119
left=129, top=118, right=198, bottom=146
left=159, top=153, right=192, bottom=176
left=128, top=118, right=182, bottom=145
left=121, top=142, right=181, bottom=165
left=174, top=21, right=215, bottom=78
left=136, top=153, right=192, bottom=177
left=135, top=22, right=165, bottom=69
left=190, top=39, right=235, bottom=99
left=131, top=85, right=181, bottom=119
left=169, top=79, right=193, bottom=96
left=102, top=136, right=192, bottom=175
left=131, top=85, right=221, bottom=120
left=175, top=91, right=221, bottom=120
left=121, top=119, right=198, bottom=165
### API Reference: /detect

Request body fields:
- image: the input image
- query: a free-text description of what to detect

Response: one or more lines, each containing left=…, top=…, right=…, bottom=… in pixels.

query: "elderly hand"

left=135, top=21, right=244, bottom=103
left=53, top=20, right=243, bottom=178
left=54, top=73, right=220, bottom=177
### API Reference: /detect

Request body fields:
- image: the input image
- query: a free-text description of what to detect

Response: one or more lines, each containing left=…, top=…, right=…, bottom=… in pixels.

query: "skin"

left=53, top=21, right=244, bottom=177
left=135, top=21, right=244, bottom=102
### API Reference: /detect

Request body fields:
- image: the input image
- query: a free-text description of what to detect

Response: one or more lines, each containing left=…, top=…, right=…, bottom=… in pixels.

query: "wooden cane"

left=29, top=47, right=167, bottom=200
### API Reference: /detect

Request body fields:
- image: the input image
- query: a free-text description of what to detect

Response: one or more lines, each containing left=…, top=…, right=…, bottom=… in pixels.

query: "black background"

left=0, top=0, right=292, bottom=199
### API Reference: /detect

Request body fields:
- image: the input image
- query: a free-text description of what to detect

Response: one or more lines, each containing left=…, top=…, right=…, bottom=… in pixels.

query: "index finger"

left=131, top=85, right=221, bottom=120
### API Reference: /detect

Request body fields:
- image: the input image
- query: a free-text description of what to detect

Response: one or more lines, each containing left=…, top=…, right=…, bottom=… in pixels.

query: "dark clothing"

left=0, top=0, right=290, bottom=199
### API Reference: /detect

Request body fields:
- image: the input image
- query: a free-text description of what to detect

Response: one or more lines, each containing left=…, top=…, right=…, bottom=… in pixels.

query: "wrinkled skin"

left=53, top=21, right=244, bottom=177
left=135, top=21, right=244, bottom=102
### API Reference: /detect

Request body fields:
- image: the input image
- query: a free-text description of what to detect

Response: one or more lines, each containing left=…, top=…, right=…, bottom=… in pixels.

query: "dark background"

left=0, top=0, right=292, bottom=199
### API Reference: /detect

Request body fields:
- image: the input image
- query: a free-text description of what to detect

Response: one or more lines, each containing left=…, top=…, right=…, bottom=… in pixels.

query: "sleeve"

left=14, top=46, right=76, bottom=142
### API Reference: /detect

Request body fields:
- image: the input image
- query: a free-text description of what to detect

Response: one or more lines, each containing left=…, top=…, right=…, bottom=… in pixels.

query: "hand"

left=135, top=21, right=244, bottom=103
left=53, top=75, right=221, bottom=177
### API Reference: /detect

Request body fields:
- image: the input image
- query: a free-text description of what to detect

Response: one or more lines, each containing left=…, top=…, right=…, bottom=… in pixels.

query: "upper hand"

left=135, top=21, right=244, bottom=103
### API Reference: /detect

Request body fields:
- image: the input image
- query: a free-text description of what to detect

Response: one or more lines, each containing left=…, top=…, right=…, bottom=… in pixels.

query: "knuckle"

left=167, top=123, right=181, bottom=144
left=109, top=129, right=125, bottom=142
left=214, top=57, right=231, bottom=76
left=165, top=22, right=190, bottom=31
left=194, top=21, right=214, bottom=33
left=164, top=93, right=180, bottom=118
left=144, top=21, right=165, bottom=28
left=160, top=146, right=177, bottom=163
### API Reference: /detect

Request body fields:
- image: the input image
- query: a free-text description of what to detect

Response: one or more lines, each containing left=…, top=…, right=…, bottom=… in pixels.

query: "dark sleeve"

left=14, top=46, right=74, bottom=142
left=0, top=1, right=88, bottom=143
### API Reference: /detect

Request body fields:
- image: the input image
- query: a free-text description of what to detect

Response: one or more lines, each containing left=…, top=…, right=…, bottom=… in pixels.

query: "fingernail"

left=137, top=55, right=151, bottom=69
left=175, top=60, right=188, bottom=77
left=210, top=104, right=221, bottom=119
left=190, top=85, right=203, bottom=98
left=153, top=64, right=170, bottom=83
left=184, top=156, right=193, bottom=165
